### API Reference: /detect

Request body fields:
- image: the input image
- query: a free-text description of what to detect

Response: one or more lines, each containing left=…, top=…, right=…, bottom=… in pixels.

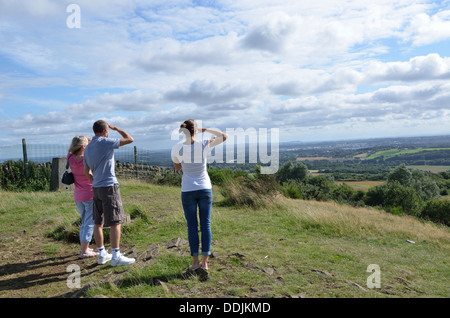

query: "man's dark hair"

left=93, top=120, right=108, bottom=134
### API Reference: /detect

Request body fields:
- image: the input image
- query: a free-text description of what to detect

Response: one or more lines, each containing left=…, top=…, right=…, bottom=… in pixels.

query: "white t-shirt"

left=171, top=139, right=212, bottom=192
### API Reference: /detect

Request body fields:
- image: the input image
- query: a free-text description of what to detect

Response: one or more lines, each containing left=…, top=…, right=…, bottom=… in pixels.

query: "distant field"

left=335, top=181, right=384, bottom=192
left=296, top=157, right=335, bottom=161
left=366, top=148, right=450, bottom=160
left=407, top=165, right=450, bottom=173
left=353, top=153, right=368, bottom=159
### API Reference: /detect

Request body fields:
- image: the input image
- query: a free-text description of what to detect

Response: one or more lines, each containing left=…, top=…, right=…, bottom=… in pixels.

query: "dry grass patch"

left=280, top=196, right=450, bottom=245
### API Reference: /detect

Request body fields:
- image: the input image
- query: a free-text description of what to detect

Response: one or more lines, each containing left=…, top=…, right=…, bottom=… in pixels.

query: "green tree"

left=276, top=161, right=309, bottom=183
left=304, top=175, right=334, bottom=201
left=281, top=180, right=303, bottom=199
left=387, top=164, right=411, bottom=186
left=365, top=181, right=422, bottom=216
left=410, top=169, right=440, bottom=201
left=331, top=183, right=355, bottom=203
left=421, top=199, right=450, bottom=226
left=382, top=181, right=422, bottom=216
left=364, top=185, right=385, bottom=207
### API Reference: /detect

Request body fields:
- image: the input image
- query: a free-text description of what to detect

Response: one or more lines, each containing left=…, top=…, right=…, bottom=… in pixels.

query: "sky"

left=0, top=0, right=450, bottom=150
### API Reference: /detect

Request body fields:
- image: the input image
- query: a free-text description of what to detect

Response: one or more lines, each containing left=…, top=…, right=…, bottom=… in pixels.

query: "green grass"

left=366, top=148, right=450, bottom=160
left=407, top=165, right=450, bottom=173
left=0, top=190, right=76, bottom=231
left=1, top=179, right=449, bottom=298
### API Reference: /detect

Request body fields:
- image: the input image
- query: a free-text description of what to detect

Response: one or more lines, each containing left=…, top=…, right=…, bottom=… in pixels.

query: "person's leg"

left=190, top=256, right=200, bottom=270
left=93, top=224, right=104, bottom=250
left=77, top=200, right=95, bottom=255
left=106, top=185, right=134, bottom=266
left=110, top=224, right=123, bottom=262
left=200, top=255, right=209, bottom=271
left=83, top=199, right=95, bottom=245
left=106, top=185, right=123, bottom=258
left=110, top=224, right=121, bottom=250
left=182, top=190, right=200, bottom=269
left=75, top=201, right=89, bottom=254
left=198, top=189, right=213, bottom=269
left=92, top=188, right=110, bottom=263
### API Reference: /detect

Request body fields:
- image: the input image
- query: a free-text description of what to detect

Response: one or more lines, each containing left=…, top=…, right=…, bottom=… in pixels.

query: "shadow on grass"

left=0, top=254, right=79, bottom=292
left=59, top=267, right=204, bottom=298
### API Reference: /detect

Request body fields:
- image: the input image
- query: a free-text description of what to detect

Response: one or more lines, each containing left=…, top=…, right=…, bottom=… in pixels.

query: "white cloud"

left=1, top=0, right=450, bottom=147
left=241, top=11, right=297, bottom=53
left=70, top=90, right=162, bottom=114
left=269, top=68, right=363, bottom=96
left=268, top=81, right=450, bottom=131
left=363, top=54, right=450, bottom=82
left=0, top=0, right=61, bottom=19
left=407, top=10, right=450, bottom=46
left=136, top=33, right=240, bottom=73
left=369, top=83, right=447, bottom=104
left=163, top=79, right=256, bottom=106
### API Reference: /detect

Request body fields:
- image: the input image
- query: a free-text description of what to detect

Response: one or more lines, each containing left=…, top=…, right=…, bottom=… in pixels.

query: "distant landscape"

left=2, top=134, right=449, bottom=167
left=1, top=134, right=449, bottom=221
left=1, top=134, right=449, bottom=191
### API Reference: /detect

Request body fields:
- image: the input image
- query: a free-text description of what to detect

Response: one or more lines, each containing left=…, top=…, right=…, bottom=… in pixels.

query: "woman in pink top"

left=68, top=136, right=97, bottom=258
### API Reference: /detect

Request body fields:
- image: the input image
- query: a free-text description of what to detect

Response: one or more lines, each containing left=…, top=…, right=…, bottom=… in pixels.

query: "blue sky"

left=1, top=0, right=450, bottom=149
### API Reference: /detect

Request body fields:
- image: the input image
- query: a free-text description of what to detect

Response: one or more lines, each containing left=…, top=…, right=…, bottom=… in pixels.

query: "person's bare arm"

left=201, top=128, right=227, bottom=147
left=173, top=155, right=182, bottom=171
left=109, top=124, right=134, bottom=146
left=84, top=165, right=93, bottom=182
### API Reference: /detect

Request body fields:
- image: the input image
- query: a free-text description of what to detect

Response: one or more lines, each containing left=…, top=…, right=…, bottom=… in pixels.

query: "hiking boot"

left=111, top=254, right=136, bottom=267
left=98, top=252, right=112, bottom=265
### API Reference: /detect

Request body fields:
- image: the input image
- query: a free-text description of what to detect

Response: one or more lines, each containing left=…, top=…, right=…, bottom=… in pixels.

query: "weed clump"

left=216, top=166, right=279, bottom=208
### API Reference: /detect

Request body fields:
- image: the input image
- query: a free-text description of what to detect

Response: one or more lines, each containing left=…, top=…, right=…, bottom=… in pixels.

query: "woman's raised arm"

left=202, top=128, right=228, bottom=147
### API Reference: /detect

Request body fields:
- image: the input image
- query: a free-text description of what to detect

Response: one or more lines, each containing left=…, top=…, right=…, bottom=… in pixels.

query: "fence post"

left=134, top=146, right=138, bottom=178
left=22, top=138, right=29, bottom=179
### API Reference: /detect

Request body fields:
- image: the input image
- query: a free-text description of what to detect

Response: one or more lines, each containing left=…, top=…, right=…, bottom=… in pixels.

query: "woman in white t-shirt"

left=171, top=119, right=227, bottom=273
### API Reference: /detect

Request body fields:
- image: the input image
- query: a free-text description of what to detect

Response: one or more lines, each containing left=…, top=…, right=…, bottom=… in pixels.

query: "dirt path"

left=0, top=223, right=103, bottom=298
left=0, top=221, right=194, bottom=298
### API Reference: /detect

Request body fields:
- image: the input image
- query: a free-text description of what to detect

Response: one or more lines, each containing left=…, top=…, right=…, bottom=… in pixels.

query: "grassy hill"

left=0, top=179, right=449, bottom=298
left=366, top=147, right=450, bottom=160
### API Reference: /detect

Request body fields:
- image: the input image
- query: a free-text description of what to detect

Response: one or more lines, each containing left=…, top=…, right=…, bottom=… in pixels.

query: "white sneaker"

left=111, top=254, right=136, bottom=267
left=98, top=252, right=112, bottom=265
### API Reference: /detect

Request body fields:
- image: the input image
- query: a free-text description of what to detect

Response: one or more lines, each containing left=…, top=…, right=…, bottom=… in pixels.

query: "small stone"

left=311, top=269, right=333, bottom=277
left=156, top=279, right=170, bottom=292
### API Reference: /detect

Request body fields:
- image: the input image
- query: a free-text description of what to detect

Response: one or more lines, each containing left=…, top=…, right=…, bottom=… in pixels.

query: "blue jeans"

left=181, top=189, right=213, bottom=256
left=75, top=200, right=95, bottom=243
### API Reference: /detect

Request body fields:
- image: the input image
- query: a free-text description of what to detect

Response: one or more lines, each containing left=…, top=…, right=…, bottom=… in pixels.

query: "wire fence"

left=0, top=138, right=269, bottom=189
left=0, top=139, right=176, bottom=182
left=0, top=138, right=269, bottom=191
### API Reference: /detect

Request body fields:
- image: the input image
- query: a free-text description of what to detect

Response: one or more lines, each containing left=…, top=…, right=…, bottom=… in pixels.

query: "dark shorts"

left=93, top=184, right=124, bottom=227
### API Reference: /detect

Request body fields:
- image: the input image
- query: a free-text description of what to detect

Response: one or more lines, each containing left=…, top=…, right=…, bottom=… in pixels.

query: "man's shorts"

left=93, top=184, right=124, bottom=227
